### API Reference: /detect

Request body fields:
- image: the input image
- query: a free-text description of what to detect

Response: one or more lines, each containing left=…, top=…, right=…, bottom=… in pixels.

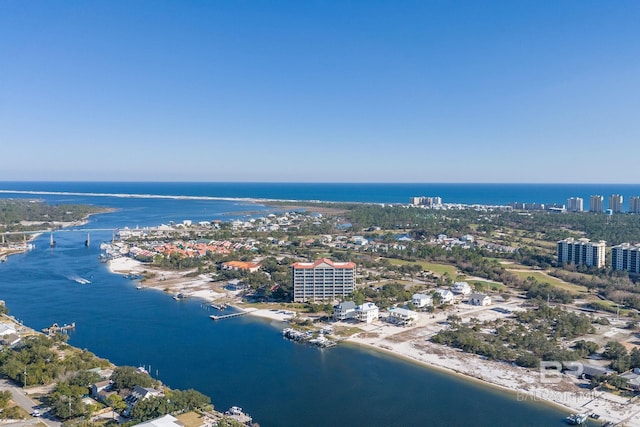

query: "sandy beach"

left=107, top=256, right=640, bottom=426
left=345, top=319, right=640, bottom=426
left=107, top=257, right=296, bottom=323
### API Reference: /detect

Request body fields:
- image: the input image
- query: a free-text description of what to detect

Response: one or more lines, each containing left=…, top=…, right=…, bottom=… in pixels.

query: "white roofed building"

left=451, top=281, right=471, bottom=295
left=355, top=303, right=379, bottom=323
left=412, top=293, right=433, bottom=308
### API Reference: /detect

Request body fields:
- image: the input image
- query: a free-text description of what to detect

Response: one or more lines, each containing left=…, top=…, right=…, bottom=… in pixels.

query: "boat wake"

left=67, top=275, right=91, bottom=285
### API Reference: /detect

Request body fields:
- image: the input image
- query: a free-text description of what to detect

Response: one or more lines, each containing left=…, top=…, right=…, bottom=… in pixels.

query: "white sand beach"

left=346, top=320, right=640, bottom=426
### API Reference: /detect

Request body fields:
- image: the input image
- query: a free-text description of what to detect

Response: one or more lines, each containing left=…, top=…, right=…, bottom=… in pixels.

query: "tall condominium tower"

left=566, top=197, right=584, bottom=212
left=589, top=195, right=604, bottom=213
left=612, top=243, right=640, bottom=274
left=629, top=196, right=640, bottom=214
left=609, top=194, right=623, bottom=213
left=291, top=258, right=356, bottom=302
left=557, top=238, right=606, bottom=268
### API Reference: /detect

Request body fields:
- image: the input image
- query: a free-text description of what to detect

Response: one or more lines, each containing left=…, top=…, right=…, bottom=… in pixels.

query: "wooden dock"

left=209, top=311, right=248, bottom=321
left=42, top=322, right=76, bottom=335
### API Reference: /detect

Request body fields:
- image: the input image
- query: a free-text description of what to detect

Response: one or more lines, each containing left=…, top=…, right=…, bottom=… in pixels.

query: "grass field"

left=508, top=270, right=588, bottom=294
left=466, top=279, right=506, bottom=291
left=386, top=259, right=460, bottom=277
left=177, top=412, right=204, bottom=427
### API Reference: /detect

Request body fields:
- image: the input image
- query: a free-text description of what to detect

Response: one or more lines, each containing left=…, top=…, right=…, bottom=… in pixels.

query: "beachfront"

left=107, top=256, right=640, bottom=426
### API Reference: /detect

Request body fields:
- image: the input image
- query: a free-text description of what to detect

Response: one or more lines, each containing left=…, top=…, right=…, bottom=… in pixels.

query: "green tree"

left=110, top=366, right=156, bottom=390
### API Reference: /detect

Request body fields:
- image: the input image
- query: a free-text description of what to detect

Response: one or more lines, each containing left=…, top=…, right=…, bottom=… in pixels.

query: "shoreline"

left=105, top=258, right=640, bottom=425
left=344, top=327, right=640, bottom=426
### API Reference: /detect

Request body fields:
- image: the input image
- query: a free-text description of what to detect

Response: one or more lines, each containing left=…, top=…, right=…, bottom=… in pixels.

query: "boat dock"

left=209, top=311, right=248, bottom=321
left=42, top=322, right=76, bottom=335
left=211, top=303, right=228, bottom=310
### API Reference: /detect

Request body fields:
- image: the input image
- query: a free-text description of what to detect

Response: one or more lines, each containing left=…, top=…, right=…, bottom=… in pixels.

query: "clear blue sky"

left=1, top=1, right=639, bottom=183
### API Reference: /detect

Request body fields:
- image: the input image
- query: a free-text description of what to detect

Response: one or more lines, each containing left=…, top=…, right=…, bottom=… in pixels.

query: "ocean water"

left=0, top=183, right=599, bottom=426
left=1, top=181, right=640, bottom=209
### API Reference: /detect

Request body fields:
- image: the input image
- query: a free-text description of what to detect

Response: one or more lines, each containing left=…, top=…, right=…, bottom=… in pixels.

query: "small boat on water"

left=565, top=413, right=588, bottom=425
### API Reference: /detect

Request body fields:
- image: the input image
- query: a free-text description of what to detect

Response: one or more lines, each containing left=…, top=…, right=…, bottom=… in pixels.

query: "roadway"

left=0, top=379, right=61, bottom=427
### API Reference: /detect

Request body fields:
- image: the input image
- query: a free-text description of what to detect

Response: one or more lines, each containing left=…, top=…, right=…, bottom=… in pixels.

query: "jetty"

left=209, top=311, right=248, bottom=321
left=42, top=322, right=76, bottom=335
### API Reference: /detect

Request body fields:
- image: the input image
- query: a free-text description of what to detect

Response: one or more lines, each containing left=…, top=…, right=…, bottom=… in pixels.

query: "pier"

left=42, top=322, right=76, bottom=335
left=209, top=311, right=248, bottom=321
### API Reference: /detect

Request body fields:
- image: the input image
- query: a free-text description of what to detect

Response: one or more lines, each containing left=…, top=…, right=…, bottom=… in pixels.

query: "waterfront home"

left=0, top=334, right=20, bottom=346
left=388, top=307, right=419, bottom=326
left=451, top=281, right=472, bottom=295
left=468, top=293, right=492, bottom=306
left=90, top=380, right=112, bottom=399
left=355, top=302, right=379, bottom=323
left=0, top=323, right=17, bottom=336
left=411, top=293, right=433, bottom=308
left=125, top=385, right=164, bottom=408
left=222, top=261, right=261, bottom=273
left=435, top=289, right=454, bottom=304
left=131, top=414, right=185, bottom=427
left=333, top=301, right=357, bottom=321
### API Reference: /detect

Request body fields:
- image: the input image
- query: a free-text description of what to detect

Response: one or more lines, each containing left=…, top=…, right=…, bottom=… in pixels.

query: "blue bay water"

left=0, top=183, right=602, bottom=426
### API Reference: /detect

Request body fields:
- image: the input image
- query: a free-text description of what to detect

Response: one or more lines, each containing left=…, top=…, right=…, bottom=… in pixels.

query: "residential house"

left=125, top=386, right=164, bottom=408
left=131, top=414, right=186, bottom=427
left=355, top=303, right=379, bottom=323
left=411, top=293, right=433, bottom=308
left=621, top=369, right=640, bottom=391
left=91, top=380, right=112, bottom=399
left=451, top=281, right=472, bottom=295
left=435, top=289, right=454, bottom=304
left=0, top=323, right=17, bottom=336
left=221, top=261, right=261, bottom=273
left=0, top=334, right=20, bottom=346
left=333, top=301, right=357, bottom=321
left=388, top=307, right=419, bottom=326
left=468, top=293, right=492, bottom=306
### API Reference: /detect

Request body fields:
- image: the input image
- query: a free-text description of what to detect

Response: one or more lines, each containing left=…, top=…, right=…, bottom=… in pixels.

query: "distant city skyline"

left=1, top=1, right=639, bottom=183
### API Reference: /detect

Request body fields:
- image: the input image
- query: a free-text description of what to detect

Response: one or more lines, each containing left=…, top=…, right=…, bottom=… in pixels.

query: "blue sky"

left=1, top=1, right=639, bottom=183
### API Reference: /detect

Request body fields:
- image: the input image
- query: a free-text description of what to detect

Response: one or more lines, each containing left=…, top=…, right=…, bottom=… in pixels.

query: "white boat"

left=565, top=413, right=588, bottom=425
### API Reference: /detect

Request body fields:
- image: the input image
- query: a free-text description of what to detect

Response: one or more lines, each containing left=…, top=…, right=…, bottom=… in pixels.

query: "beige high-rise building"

left=589, top=195, right=604, bottom=213
left=629, top=196, right=640, bottom=214
left=291, top=258, right=356, bottom=302
left=567, top=197, right=583, bottom=212
left=609, top=194, right=623, bottom=213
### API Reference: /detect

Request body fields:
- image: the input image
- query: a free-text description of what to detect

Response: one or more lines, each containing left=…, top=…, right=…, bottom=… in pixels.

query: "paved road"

left=0, top=379, right=61, bottom=427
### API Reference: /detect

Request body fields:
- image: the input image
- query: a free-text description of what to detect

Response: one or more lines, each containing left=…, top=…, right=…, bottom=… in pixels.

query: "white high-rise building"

left=567, top=197, right=584, bottom=212
left=557, top=238, right=606, bottom=268
left=629, top=196, right=640, bottom=214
